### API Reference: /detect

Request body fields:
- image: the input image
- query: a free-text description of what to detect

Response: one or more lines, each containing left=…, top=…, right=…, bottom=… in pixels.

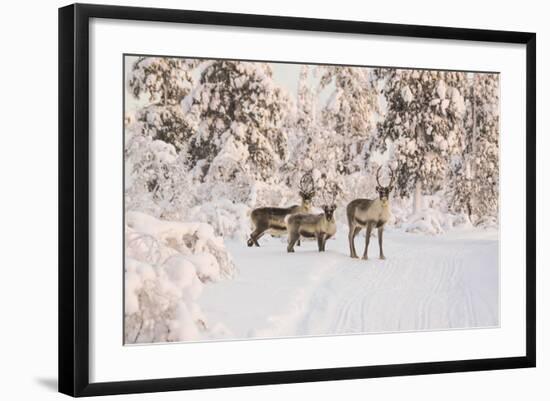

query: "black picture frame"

left=59, top=3, right=536, bottom=397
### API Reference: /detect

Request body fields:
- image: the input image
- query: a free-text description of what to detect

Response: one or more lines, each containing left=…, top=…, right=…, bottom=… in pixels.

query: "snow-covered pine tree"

left=470, top=73, right=500, bottom=221
left=447, top=155, right=473, bottom=219
left=282, top=65, right=319, bottom=188
left=183, top=61, right=292, bottom=183
left=283, top=65, right=380, bottom=206
left=373, top=68, right=468, bottom=211
left=296, top=65, right=316, bottom=135
left=446, top=73, right=499, bottom=224
left=446, top=73, right=475, bottom=219
left=319, top=66, right=380, bottom=174
left=127, top=57, right=199, bottom=151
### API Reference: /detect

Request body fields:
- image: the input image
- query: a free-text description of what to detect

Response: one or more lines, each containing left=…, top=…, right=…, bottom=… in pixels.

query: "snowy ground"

left=200, top=228, right=499, bottom=340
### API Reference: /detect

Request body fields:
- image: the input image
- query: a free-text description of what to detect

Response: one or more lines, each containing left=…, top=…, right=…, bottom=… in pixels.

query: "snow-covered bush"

left=387, top=196, right=411, bottom=228
left=452, top=212, right=475, bottom=229
left=125, top=112, right=197, bottom=219
left=187, top=199, right=250, bottom=241
left=126, top=211, right=234, bottom=279
left=124, top=211, right=235, bottom=344
left=394, top=193, right=476, bottom=234
left=403, top=210, right=447, bottom=235
left=475, top=215, right=499, bottom=230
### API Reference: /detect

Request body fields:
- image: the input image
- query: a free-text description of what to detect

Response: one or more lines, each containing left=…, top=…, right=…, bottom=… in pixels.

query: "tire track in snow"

left=203, top=231, right=499, bottom=339
left=269, top=234, right=495, bottom=336
left=314, top=239, right=413, bottom=334
left=417, top=245, right=462, bottom=330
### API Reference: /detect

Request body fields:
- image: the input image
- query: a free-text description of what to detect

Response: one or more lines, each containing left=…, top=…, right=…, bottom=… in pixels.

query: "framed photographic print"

left=58, top=3, right=536, bottom=397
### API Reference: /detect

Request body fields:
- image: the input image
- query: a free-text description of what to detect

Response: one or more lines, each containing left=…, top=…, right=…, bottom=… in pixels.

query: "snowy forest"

left=124, top=56, right=500, bottom=344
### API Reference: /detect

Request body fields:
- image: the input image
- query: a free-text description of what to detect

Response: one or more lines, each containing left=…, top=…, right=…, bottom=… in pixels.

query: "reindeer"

left=287, top=186, right=338, bottom=253
left=247, top=172, right=316, bottom=247
left=347, top=166, right=394, bottom=260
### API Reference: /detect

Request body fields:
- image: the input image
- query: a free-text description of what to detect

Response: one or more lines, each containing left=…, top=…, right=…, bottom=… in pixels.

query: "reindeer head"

left=321, top=182, right=339, bottom=222
left=375, top=166, right=395, bottom=203
left=322, top=204, right=337, bottom=221
left=298, top=171, right=316, bottom=209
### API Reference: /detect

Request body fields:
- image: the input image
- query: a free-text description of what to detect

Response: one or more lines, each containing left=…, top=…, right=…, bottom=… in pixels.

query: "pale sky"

left=271, top=62, right=301, bottom=96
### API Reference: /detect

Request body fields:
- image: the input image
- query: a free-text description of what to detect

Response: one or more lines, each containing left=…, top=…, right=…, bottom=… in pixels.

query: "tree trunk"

left=413, top=181, right=423, bottom=214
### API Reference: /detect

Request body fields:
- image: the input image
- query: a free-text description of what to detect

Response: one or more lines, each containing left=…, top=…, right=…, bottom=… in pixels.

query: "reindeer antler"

left=376, top=166, right=383, bottom=187
left=320, top=190, right=328, bottom=206
left=376, top=166, right=395, bottom=188
left=387, top=165, right=395, bottom=188
left=298, top=171, right=316, bottom=199
left=322, top=181, right=340, bottom=206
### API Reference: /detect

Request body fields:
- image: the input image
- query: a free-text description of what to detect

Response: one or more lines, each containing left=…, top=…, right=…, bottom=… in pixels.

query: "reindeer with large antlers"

left=346, top=166, right=395, bottom=260
left=287, top=182, right=339, bottom=253
left=247, top=172, right=316, bottom=247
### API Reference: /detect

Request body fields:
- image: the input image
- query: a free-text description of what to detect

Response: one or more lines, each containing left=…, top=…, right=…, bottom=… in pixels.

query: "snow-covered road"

left=200, top=228, right=499, bottom=340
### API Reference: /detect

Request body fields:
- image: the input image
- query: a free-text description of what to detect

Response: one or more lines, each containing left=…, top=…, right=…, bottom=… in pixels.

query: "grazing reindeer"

left=287, top=187, right=338, bottom=253
left=247, top=172, right=316, bottom=247
left=347, top=166, right=394, bottom=260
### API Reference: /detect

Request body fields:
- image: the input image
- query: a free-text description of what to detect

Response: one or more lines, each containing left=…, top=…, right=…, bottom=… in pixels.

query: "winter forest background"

left=124, top=55, right=500, bottom=344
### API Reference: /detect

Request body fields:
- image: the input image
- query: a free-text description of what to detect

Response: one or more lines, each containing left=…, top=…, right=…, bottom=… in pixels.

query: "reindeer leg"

left=247, top=232, right=256, bottom=247
left=363, top=222, right=373, bottom=260
left=321, top=234, right=328, bottom=252
left=287, top=232, right=299, bottom=253
left=378, top=227, right=386, bottom=260
left=317, top=233, right=325, bottom=252
left=253, top=231, right=266, bottom=247
left=247, top=226, right=257, bottom=247
left=353, top=227, right=361, bottom=255
left=349, top=224, right=360, bottom=258
left=249, top=227, right=265, bottom=247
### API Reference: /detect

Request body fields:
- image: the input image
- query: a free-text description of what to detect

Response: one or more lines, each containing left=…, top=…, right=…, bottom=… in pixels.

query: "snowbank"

left=125, top=211, right=235, bottom=344
left=403, top=210, right=449, bottom=234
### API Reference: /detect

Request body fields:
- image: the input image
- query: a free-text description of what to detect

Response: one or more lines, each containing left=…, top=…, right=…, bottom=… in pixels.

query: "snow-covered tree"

left=128, top=56, right=199, bottom=106
left=282, top=65, right=320, bottom=187
left=296, top=65, right=316, bottom=134
left=124, top=113, right=194, bottom=218
left=471, top=73, right=499, bottom=219
left=319, top=66, right=380, bottom=174
left=373, top=69, right=468, bottom=211
left=446, top=73, right=499, bottom=223
left=447, top=157, right=473, bottom=218
left=283, top=65, right=381, bottom=206
left=183, top=61, right=292, bottom=182
left=134, top=104, right=192, bottom=151
left=127, top=57, right=199, bottom=150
